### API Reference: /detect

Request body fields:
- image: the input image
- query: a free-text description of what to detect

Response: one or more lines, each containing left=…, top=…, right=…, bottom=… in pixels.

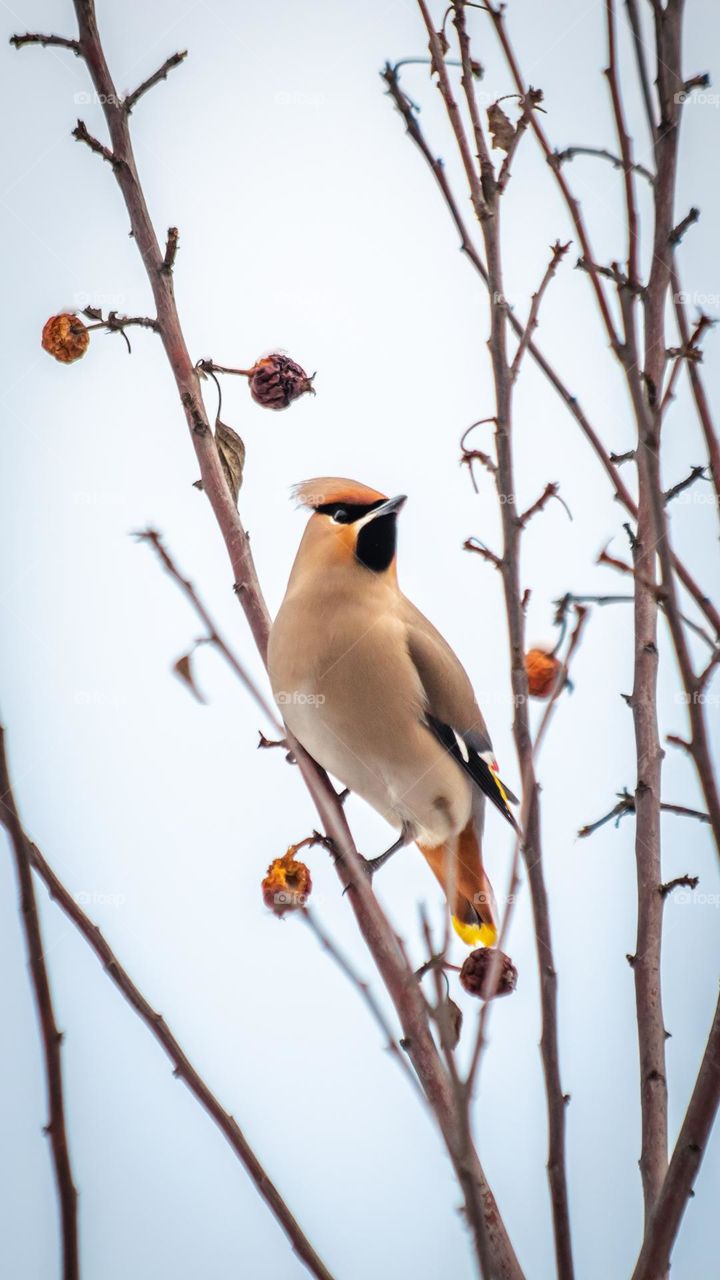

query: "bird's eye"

left=332, top=507, right=350, bottom=523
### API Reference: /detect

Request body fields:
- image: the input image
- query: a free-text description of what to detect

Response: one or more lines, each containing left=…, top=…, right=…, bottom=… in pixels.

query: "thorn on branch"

left=610, top=449, right=635, bottom=465
left=72, top=120, right=118, bottom=168
left=659, top=874, right=699, bottom=899
left=124, top=51, right=188, bottom=115
left=517, top=481, right=572, bottom=529
left=663, top=465, right=710, bottom=505
left=463, top=537, right=503, bottom=570
left=680, top=73, right=711, bottom=96
left=670, top=207, right=700, bottom=247
left=161, top=226, right=179, bottom=274
left=459, top=419, right=498, bottom=492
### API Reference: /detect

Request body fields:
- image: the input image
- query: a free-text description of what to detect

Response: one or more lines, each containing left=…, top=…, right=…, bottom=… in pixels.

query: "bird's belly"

left=283, top=694, right=471, bottom=845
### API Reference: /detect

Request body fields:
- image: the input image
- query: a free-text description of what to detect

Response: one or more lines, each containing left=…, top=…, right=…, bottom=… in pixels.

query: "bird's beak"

left=365, top=494, right=407, bottom=521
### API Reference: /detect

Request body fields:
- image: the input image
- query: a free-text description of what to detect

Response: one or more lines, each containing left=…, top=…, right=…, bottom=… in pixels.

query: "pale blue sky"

left=1, top=1, right=718, bottom=1278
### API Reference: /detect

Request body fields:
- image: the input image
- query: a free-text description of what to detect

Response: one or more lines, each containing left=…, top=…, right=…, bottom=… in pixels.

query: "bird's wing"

left=402, top=600, right=519, bottom=830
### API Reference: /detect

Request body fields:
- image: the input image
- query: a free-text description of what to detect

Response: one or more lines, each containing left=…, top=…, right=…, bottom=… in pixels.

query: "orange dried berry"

left=262, top=848, right=312, bottom=916
left=460, top=948, right=518, bottom=1000
left=248, top=354, right=314, bottom=410
left=41, top=313, right=90, bottom=364
left=525, top=648, right=562, bottom=699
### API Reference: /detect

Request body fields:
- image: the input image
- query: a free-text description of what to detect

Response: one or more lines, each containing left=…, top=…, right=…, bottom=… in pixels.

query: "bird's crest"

left=291, top=477, right=388, bottom=510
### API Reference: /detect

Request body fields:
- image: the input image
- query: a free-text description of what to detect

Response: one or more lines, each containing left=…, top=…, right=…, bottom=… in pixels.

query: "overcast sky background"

left=1, top=1, right=719, bottom=1277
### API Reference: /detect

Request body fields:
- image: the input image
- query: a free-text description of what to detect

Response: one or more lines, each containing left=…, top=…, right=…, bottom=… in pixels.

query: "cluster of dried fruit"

left=42, top=314, right=315, bottom=414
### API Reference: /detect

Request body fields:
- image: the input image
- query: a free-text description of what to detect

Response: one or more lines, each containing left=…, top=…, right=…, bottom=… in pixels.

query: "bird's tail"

left=417, top=818, right=498, bottom=948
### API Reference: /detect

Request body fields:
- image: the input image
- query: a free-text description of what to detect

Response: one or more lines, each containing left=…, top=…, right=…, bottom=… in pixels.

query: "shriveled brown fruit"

left=525, top=647, right=562, bottom=698
left=248, top=354, right=314, bottom=410
left=42, top=313, right=90, bottom=364
left=262, top=848, right=312, bottom=916
left=460, top=948, right=518, bottom=1000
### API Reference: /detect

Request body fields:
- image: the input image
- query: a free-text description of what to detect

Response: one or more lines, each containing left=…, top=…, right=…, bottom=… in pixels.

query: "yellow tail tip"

left=452, top=916, right=497, bottom=948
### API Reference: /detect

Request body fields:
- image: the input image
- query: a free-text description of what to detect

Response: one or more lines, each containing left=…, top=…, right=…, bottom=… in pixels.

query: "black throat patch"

left=355, top=513, right=397, bottom=573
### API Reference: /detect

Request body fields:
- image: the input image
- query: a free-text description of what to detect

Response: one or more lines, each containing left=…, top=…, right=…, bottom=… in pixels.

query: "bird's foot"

left=341, top=826, right=412, bottom=894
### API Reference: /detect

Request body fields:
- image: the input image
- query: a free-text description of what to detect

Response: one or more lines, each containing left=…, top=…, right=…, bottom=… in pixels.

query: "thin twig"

left=18, top=822, right=336, bottom=1280
left=510, top=241, right=570, bottom=381
left=124, top=51, right=187, bottom=114
left=301, top=908, right=422, bottom=1097
left=0, top=728, right=79, bottom=1280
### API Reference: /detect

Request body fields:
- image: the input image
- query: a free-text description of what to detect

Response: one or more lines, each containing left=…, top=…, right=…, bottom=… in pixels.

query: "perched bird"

left=268, top=478, right=518, bottom=947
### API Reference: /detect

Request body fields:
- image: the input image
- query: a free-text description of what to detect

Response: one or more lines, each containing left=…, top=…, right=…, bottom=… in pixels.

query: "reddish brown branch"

left=578, top=788, right=710, bottom=838
left=124, top=51, right=187, bottom=114
left=0, top=728, right=79, bottom=1280
left=381, top=60, right=720, bottom=639
left=510, top=241, right=570, bottom=380
left=420, top=6, right=574, bottom=1274
left=10, top=31, right=81, bottom=54
left=631, top=992, right=720, bottom=1280
left=16, top=7, right=520, bottom=1274
left=17, top=815, right=336, bottom=1280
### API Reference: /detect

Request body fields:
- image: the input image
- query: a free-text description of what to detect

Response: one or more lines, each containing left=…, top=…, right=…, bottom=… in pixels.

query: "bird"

left=268, top=477, right=519, bottom=947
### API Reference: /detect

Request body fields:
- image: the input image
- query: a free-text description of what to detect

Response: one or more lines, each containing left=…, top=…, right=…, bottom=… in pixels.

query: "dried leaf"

left=215, top=419, right=246, bottom=505
left=440, top=997, right=464, bottom=1049
left=173, top=652, right=206, bottom=704
left=487, top=102, right=516, bottom=152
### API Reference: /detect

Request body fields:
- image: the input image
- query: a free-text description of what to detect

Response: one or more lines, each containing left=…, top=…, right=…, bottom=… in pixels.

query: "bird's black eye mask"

left=314, top=500, right=386, bottom=524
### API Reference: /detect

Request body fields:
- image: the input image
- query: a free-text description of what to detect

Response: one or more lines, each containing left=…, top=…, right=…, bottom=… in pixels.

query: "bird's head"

left=291, top=477, right=407, bottom=576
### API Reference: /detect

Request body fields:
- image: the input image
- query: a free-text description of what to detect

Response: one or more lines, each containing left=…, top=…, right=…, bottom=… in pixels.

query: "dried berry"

left=460, top=948, right=517, bottom=1000
left=41, top=313, right=90, bottom=364
left=525, top=648, right=562, bottom=699
left=262, top=848, right=312, bottom=916
left=248, top=354, right=314, bottom=410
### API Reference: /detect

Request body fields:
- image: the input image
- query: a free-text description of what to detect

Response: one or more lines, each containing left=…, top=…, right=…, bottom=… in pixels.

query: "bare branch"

left=578, top=788, right=710, bottom=838
left=72, top=119, right=117, bottom=167
left=0, top=728, right=79, bottom=1280
left=463, top=537, right=503, bottom=570
left=124, top=51, right=187, bottom=114
left=517, top=481, right=572, bottom=529
left=510, top=240, right=571, bottom=380
left=664, top=465, right=710, bottom=505
left=554, top=143, right=654, bottom=185
left=632, top=992, right=720, bottom=1280
left=10, top=31, right=81, bottom=54
left=17, top=814, right=336, bottom=1280
left=301, top=908, right=422, bottom=1097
